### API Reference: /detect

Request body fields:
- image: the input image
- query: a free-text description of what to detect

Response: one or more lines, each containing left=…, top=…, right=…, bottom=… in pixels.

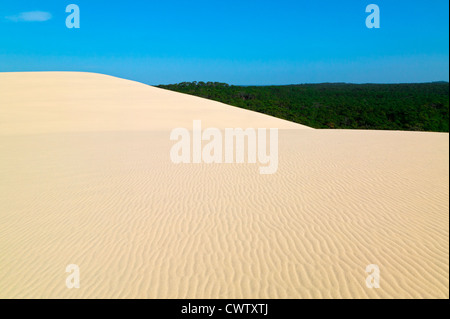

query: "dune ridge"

left=0, top=72, right=309, bottom=135
left=0, top=72, right=448, bottom=298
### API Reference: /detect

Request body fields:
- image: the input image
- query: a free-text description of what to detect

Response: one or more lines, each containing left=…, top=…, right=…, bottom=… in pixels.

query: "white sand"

left=0, top=72, right=448, bottom=298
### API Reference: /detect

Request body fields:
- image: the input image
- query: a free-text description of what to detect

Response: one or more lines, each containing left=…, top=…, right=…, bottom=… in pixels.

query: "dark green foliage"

left=157, top=82, right=449, bottom=132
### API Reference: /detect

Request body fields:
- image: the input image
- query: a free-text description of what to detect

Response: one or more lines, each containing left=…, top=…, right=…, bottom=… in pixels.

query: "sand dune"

left=0, top=72, right=448, bottom=298
left=0, top=72, right=308, bottom=135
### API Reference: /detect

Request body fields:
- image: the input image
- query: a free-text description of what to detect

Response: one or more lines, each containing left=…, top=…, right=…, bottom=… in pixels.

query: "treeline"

left=157, top=82, right=449, bottom=132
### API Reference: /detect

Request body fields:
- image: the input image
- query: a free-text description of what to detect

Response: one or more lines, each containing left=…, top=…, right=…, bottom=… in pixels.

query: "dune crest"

left=0, top=72, right=310, bottom=135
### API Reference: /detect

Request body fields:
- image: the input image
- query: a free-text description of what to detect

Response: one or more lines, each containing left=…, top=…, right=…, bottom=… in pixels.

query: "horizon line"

left=0, top=70, right=448, bottom=87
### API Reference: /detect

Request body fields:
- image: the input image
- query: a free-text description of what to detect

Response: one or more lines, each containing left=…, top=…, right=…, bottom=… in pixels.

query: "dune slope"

left=0, top=72, right=448, bottom=298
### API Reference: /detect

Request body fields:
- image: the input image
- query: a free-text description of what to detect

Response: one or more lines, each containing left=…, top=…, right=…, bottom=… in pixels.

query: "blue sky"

left=0, top=0, right=448, bottom=85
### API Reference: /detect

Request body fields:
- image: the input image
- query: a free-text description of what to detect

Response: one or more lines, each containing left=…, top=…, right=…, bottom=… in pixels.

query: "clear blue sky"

left=0, top=0, right=448, bottom=85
